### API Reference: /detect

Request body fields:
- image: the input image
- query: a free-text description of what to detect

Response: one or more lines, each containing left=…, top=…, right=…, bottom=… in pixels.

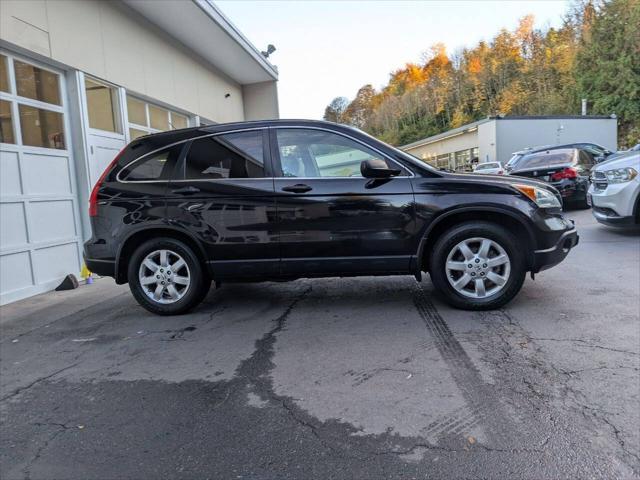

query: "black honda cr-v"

left=84, top=120, right=578, bottom=315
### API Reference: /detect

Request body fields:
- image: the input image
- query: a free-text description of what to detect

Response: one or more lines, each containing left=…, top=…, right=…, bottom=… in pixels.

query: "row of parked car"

left=472, top=143, right=640, bottom=227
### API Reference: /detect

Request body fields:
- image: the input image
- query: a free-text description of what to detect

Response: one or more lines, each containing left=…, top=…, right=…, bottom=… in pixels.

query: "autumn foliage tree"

left=326, top=0, right=639, bottom=147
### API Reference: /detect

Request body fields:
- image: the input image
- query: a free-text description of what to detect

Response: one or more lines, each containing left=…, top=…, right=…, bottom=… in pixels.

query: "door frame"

left=0, top=48, right=83, bottom=304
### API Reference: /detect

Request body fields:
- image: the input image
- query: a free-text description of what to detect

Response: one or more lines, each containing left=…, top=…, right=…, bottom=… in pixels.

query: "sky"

left=216, top=0, right=570, bottom=120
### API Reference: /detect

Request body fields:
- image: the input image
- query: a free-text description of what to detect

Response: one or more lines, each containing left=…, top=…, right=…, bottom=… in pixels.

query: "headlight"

left=603, top=167, right=637, bottom=184
left=514, top=184, right=562, bottom=208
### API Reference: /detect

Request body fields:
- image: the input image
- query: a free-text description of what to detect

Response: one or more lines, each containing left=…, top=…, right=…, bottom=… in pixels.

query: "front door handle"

left=282, top=183, right=312, bottom=193
left=171, top=186, right=200, bottom=194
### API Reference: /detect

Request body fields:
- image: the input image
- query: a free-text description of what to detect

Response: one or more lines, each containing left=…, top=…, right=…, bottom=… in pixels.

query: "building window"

left=0, top=55, right=9, bottom=93
left=18, top=105, right=65, bottom=149
left=0, top=99, right=15, bottom=144
left=126, top=95, right=190, bottom=140
left=436, top=153, right=450, bottom=169
left=84, top=77, right=121, bottom=133
left=0, top=55, right=66, bottom=150
left=14, top=59, right=61, bottom=105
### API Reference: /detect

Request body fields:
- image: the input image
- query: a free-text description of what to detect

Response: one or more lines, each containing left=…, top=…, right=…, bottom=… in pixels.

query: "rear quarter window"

left=118, top=145, right=182, bottom=181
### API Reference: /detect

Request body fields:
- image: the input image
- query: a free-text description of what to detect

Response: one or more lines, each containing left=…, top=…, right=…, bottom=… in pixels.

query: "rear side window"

left=118, top=145, right=182, bottom=181
left=185, top=130, right=265, bottom=179
left=516, top=149, right=575, bottom=169
left=578, top=150, right=595, bottom=167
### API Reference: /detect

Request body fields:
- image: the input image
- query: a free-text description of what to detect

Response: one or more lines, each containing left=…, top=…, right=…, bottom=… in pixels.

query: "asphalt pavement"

left=1, top=209, right=639, bottom=479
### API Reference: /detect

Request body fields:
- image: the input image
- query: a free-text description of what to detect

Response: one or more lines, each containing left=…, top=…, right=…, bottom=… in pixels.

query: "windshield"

left=515, top=149, right=575, bottom=170
left=476, top=163, right=499, bottom=170
left=506, top=154, right=523, bottom=167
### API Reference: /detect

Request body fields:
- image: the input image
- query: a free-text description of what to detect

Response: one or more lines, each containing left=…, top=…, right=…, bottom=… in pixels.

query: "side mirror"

left=595, top=155, right=605, bottom=163
left=360, top=159, right=401, bottom=178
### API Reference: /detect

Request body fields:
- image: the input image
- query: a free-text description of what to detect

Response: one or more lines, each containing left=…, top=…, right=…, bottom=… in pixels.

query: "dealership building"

left=402, top=115, right=618, bottom=171
left=0, top=0, right=279, bottom=304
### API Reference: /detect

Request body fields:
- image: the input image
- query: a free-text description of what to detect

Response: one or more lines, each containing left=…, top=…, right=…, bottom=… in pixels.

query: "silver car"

left=473, top=161, right=504, bottom=175
left=588, top=151, right=640, bottom=227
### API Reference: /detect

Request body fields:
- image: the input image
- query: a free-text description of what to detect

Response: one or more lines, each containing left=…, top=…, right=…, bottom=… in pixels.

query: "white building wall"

left=495, top=118, right=618, bottom=164
left=0, top=0, right=245, bottom=123
left=477, top=121, right=497, bottom=163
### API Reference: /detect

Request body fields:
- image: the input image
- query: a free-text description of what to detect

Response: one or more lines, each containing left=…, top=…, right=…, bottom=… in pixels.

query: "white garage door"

left=0, top=52, right=82, bottom=305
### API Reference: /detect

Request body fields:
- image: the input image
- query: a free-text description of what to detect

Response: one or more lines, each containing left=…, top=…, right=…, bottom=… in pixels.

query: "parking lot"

left=1, top=208, right=639, bottom=479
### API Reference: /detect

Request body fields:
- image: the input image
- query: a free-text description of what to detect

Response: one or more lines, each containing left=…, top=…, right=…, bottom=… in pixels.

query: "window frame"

left=125, top=94, right=192, bottom=140
left=269, top=126, right=412, bottom=179
left=117, top=143, right=186, bottom=182
left=0, top=51, right=68, bottom=152
left=116, top=128, right=272, bottom=183
left=83, top=76, right=123, bottom=135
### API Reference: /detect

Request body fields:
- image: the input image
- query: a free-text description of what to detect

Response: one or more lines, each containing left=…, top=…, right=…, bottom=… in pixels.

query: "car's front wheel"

left=429, top=221, right=526, bottom=310
left=128, top=238, right=209, bottom=315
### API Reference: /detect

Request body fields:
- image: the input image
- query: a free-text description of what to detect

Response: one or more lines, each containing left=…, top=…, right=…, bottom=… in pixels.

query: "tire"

left=128, top=238, right=209, bottom=315
left=429, top=221, right=526, bottom=310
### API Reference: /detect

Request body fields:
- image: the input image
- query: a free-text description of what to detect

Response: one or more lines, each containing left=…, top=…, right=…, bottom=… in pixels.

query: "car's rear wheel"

left=128, top=238, right=209, bottom=315
left=429, top=222, right=526, bottom=310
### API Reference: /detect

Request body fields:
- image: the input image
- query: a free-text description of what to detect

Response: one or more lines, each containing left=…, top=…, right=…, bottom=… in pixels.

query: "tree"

left=323, top=97, right=349, bottom=123
left=575, top=0, right=640, bottom=146
left=321, top=1, right=636, bottom=147
left=343, top=85, right=376, bottom=128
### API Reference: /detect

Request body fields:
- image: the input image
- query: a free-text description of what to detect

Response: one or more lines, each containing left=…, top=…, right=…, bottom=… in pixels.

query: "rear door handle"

left=171, top=186, right=200, bottom=194
left=281, top=183, right=312, bottom=193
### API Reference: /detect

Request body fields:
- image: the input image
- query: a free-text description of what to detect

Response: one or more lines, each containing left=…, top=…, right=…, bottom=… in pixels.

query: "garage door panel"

left=0, top=251, right=34, bottom=295
left=22, top=153, right=72, bottom=195
left=29, top=200, right=77, bottom=242
left=32, top=243, right=79, bottom=284
left=0, top=150, right=22, bottom=196
left=0, top=203, right=28, bottom=248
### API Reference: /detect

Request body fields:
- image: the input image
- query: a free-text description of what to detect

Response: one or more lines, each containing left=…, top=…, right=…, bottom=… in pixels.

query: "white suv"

left=588, top=151, right=640, bottom=227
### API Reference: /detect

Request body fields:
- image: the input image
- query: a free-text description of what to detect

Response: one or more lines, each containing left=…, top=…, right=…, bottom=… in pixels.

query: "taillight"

left=550, top=167, right=578, bottom=182
left=498, top=170, right=504, bottom=175
left=89, top=148, right=125, bottom=217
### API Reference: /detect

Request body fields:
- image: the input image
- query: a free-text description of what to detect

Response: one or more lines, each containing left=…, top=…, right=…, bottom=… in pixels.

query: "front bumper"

left=591, top=207, right=637, bottom=227
left=532, top=226, right=579, bottom=272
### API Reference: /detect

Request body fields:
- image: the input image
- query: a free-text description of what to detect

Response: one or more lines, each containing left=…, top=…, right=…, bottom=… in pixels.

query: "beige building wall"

left=0, top=0, right=245, bottom=122
left=243, top=81, right=279, bottom=121
left=404, top=130, right=479, bottom=161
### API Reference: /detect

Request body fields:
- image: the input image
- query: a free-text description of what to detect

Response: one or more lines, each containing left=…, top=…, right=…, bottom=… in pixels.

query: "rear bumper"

left=532, top=227, right=579, bottom=272
left=84, top=256, right=116, bottom=278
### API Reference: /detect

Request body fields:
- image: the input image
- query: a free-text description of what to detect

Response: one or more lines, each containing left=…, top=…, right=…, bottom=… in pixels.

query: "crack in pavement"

left=528, top=337, right=640, bottom=357
left=1, top=363, right=79, bottom=402
left=475, top=309, right=639, bottom=475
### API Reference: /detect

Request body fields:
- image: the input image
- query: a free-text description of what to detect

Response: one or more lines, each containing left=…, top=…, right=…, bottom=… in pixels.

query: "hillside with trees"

left=324, top=0, right=639, bottom=147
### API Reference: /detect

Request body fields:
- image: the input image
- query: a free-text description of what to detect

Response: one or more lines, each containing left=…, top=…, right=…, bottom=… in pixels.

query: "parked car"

left=601, top=143, right=640, bottom=162
left=588, top=151, right=640, bottom=227
left=505, top=142, right=614, bottom=173
left=473, top=162, right=504, bottom=175
left=509, top=148, right=595, bottom=208
left=84, top=120, right=578, bottom=315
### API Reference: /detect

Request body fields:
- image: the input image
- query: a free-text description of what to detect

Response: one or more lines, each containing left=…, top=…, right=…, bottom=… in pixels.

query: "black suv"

left=84, top=120, right=578, bottom=315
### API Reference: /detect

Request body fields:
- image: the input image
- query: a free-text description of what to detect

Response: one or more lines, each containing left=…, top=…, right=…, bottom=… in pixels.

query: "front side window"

left=275, top=128, right=390, bottom=178
left=119, top=145, right=181, bottom=181
left=185, top=130, right=265, bottom=179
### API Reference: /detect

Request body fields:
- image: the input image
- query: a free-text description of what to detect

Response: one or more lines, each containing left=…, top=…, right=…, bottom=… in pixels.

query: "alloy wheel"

left=445, top=237, right=511, bottom=299
left=138, top=249, right=191, bottom=304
